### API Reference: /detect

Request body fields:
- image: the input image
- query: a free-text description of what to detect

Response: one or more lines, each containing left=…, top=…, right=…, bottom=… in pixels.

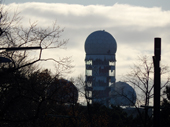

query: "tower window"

left=86, top=60, right=92, bottom=65
left=86, top=70, right=92, bottom=76
left=89, top=91, right=92, bottom=97
left=109, top=61, right=115, bottom=66
left=87, top=82, right=92, bottom=87
left=109, top=70, right=115, bottom=76
left=86, top=91, right=92, bottom=98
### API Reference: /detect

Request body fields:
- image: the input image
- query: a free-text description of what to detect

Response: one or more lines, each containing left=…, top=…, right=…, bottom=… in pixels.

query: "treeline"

left=1, top=66, right=170, bottom=127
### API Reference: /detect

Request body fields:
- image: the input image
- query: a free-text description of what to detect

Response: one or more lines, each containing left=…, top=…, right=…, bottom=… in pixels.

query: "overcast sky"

left=2, top=0, right=170, bottom=81
left=4, top=0, right=170, bottom=10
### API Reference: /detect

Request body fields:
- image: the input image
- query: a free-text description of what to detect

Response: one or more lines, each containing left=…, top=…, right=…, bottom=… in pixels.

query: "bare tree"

left=0, top=4, right=74, bottom=126
left=122, top=55, right=170, bottom=127
left=0, top=5, right=73, bottom=73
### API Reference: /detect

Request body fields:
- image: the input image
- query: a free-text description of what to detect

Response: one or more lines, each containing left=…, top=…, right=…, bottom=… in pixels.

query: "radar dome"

left=47, top=79, right=78, bottom=104
left=110, top=82, right=136, bottom=106
left=85, top=30, right=117, bottom=55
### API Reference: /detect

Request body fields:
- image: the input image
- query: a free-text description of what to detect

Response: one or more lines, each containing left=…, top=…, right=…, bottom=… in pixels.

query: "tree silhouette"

left=160, top=86, right=170, bottom=127
left=123, top=56, right=170, bottom=127
left=0, top=4, right=74, bottom=126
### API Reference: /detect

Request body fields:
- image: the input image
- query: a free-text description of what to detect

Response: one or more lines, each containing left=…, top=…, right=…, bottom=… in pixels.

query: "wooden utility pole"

left=153, top=38, right=161, bottom=127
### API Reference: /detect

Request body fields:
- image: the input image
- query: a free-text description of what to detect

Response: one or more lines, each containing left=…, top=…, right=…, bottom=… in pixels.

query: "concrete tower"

left=84, top=30, right=117, bottom=105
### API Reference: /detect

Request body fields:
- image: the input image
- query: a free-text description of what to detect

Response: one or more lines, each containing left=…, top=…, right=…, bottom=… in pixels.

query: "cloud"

left=4, top=2, right=170, bottom=80
left=6, top=3, right=170, bottom=28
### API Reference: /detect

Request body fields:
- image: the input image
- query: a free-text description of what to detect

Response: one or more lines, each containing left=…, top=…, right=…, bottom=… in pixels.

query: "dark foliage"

left=0, top=68, right=78, bottom=127
left=160, top=86, right=170, bottom=127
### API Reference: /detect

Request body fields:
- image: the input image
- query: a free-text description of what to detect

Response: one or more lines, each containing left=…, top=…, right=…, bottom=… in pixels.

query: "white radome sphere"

left=85, top=30, right=117, bottom=55
left=110, top=82, right=136, bottom=106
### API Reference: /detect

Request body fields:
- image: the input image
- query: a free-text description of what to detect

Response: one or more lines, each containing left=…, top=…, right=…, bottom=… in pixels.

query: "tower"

left=84, top=30, right=117, bottom=105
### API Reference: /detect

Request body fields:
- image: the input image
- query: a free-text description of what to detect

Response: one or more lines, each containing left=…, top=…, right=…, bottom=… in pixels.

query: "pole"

left=153, top=38, right=161, bottom=127
left=0, top=46, right=42, bottom=51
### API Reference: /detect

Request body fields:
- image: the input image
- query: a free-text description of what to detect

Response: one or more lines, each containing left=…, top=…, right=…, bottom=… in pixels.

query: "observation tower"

left=84, top=30, right=117, bottom=105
